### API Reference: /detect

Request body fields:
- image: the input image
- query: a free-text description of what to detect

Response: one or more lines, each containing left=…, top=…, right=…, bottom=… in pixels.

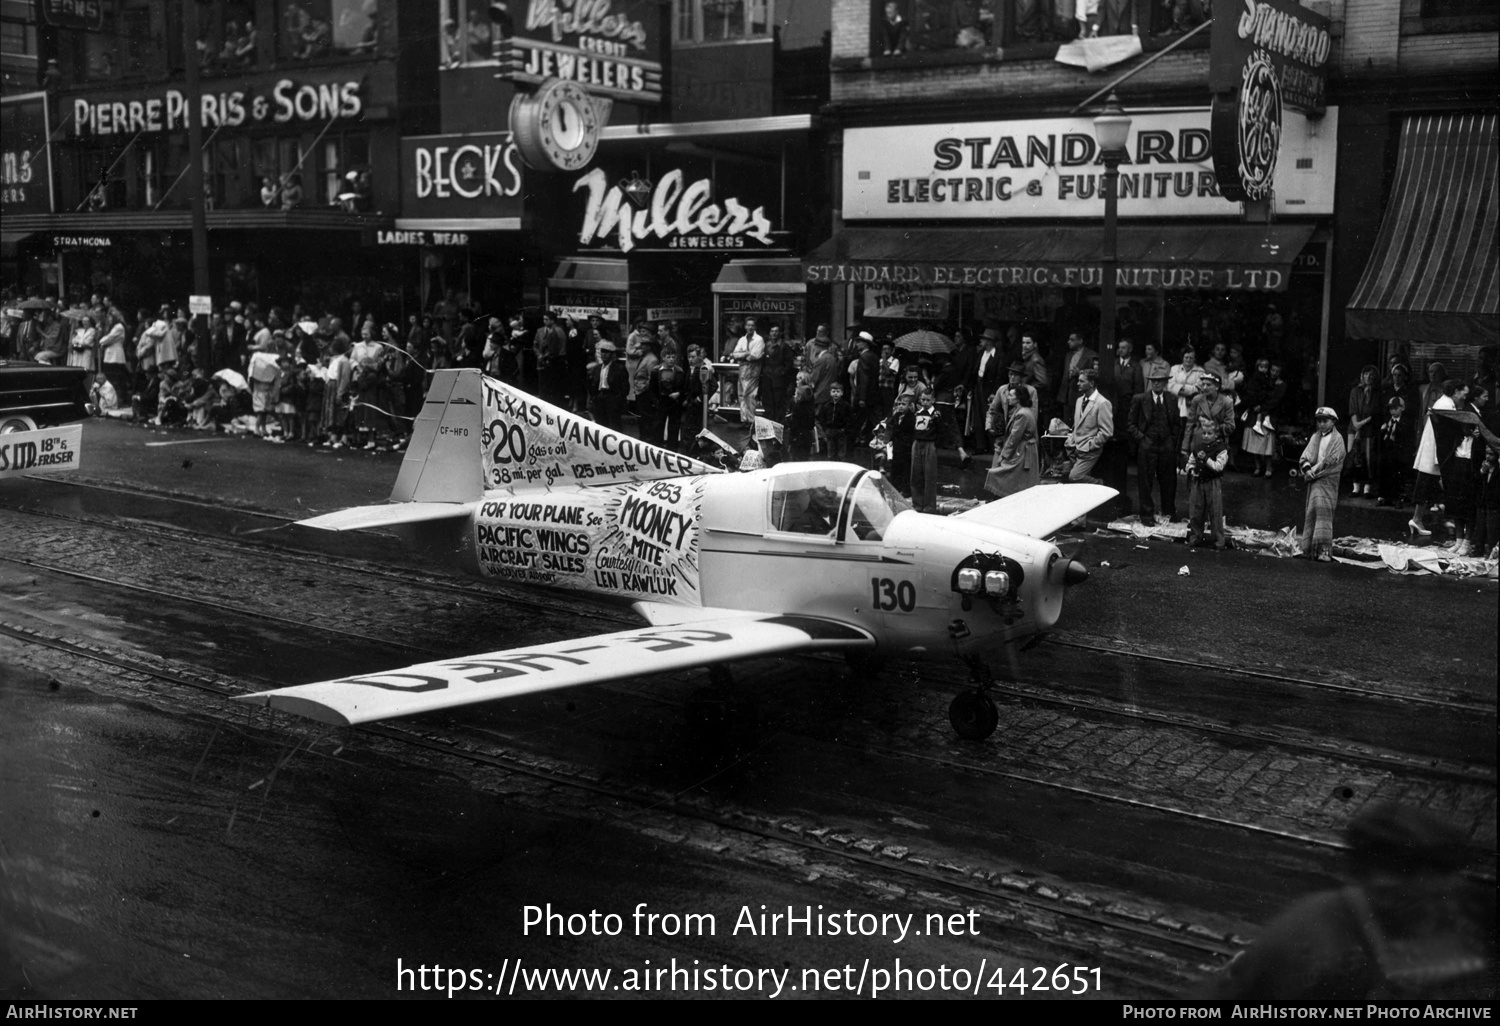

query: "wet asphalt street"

left=1, top=418, right=1494, bottom=1000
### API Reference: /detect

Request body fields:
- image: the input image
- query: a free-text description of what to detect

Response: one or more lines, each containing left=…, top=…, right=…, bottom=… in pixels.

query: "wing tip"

left=235, top=692, right=353, bottom=727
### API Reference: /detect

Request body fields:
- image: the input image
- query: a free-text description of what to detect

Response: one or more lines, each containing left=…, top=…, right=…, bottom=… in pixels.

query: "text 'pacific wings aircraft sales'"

left=238, top=369, right=1112, bottom=740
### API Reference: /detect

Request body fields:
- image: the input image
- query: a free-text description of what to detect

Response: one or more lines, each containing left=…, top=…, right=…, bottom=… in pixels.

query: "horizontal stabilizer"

left=237, top=612, right=874, bottom=726
left=298, top=501, right=476, bottom=532
left=952, top=484, right=1115, bottom=538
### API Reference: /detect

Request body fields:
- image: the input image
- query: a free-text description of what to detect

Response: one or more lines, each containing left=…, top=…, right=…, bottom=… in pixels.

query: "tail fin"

left=390, top=369, right=721, bottom=504
left=389, top=369, right=485, bottom=503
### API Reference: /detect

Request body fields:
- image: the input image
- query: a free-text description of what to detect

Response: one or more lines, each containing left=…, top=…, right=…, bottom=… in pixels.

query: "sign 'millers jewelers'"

left=499, top=0, right=664, bottom=105
left=1209, top=0, right=1331, bottom=203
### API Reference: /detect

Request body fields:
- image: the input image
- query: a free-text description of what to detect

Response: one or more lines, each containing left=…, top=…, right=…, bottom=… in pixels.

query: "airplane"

left=238, top=369, right=1113, bottom=741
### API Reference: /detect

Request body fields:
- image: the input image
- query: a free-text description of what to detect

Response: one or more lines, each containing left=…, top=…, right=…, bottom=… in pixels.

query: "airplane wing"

left=297, top=501, right=477, bottom=531
left=951, top=483, right=1116, bottom=538
left=235, top=613, right=874, bottom=726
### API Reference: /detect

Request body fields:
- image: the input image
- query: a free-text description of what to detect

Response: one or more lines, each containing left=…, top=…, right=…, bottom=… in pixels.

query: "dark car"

left=0, top=360, right=92, bottom=433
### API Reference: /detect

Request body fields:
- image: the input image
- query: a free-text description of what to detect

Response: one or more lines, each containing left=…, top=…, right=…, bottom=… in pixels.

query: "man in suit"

left=971, top=327, right=1007, bottom=452
left=1129, top=367, right=1182, bottom=522
left=586, top=339, right=629, bottom=430
left=1097, top=337, right=1143, bottom=502
left=1066, top=369, right=1112, bottom=484
left=1056, top=331, right=1098, bottom=426
left=850, top=331, right=881, bottom=446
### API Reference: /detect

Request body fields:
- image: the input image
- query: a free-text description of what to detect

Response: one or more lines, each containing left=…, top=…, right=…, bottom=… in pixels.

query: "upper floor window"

left=870, top=0, right=1204, bottom=58
left=279, top=0, right=379, bottom=62
left=674, top=0, right=773, bottom=45
left=441, top=0, right=509, bottom=66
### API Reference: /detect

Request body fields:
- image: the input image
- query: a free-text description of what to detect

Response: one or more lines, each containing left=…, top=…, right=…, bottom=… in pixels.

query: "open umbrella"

left=17, top=297, right=54, bottom=311
left=212, top=369, right=249, bottom=392
left=891, top=329, right=952, bottom=355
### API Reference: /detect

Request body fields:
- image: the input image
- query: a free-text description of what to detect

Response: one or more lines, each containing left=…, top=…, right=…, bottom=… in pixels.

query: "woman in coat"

left=1298, top=406, right=1347, bottom=562
left=1345, top=364, right=1380, bottom=496
left=1409, top=377, right=1462, bottom=535
left=984, top=385, right=1040, bottom=499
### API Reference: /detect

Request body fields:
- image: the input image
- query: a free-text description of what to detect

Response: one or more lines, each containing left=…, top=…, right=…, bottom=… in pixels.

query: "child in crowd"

left=785, top=381, right=816, bottom=461
left=910, top=391, right=954, bottom=513
left=1185, top=414, right=1230, bottom=549
left=888, top=394, right=916, bottom=496
left=275, top=353, right=302, bottom=442
left=300, top=358, right=325, bottom=444
left=818, top=382, right=853, bottom=460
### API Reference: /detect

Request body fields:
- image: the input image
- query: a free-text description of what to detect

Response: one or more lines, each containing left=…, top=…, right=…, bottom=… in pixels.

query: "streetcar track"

left=4, top=567, right=1495, bottom=872
left=2, top=499, right=1492, bottom=792
left=0, top=620, right=1242, bottom=984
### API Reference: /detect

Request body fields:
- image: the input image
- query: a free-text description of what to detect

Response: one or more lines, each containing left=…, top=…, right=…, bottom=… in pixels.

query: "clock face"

left=510, top=79, right=601, bottom=173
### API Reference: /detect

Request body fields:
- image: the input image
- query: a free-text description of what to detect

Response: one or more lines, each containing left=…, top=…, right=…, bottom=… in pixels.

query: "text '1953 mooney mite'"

left=239, top=369, right=1113, bottom=740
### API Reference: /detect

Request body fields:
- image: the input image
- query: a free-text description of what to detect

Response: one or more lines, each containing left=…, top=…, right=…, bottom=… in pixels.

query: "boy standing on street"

left=1185, top=414, right=1230, bottom=549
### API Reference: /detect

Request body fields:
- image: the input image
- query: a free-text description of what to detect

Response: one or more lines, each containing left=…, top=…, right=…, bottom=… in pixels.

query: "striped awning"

left=1346, top=113, right=1498, bottom=346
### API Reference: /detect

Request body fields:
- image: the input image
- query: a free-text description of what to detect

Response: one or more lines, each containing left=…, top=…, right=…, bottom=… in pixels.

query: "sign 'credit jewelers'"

left=498, top=0, right=664, bottom=104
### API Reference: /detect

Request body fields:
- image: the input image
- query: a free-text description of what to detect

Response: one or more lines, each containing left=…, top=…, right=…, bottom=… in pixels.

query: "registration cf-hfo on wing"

left=239, top=370, right=1111, bottom=740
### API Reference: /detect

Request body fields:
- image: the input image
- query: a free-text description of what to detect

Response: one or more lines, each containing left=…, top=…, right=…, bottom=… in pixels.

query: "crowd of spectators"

left=5, top=287, right=1496, bottom=557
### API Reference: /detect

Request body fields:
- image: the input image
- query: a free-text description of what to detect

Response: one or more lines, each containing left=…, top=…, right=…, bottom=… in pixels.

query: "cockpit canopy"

left=765, top=464, right=912, bottom=541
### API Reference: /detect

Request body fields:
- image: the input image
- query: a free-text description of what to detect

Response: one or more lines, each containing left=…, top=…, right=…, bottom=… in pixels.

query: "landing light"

left=956, top=567, right=983, bottom=594
left=983, top=570, right=1010, bottom=597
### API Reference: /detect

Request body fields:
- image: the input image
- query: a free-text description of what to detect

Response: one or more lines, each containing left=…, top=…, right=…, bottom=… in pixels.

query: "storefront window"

left=440, top=0, right=507, bottom=66
left=674, top=0, right=773, bottom=44
left=280, top=0, right=379, bottom=62
left=870, top=0, right=1196, bottom=58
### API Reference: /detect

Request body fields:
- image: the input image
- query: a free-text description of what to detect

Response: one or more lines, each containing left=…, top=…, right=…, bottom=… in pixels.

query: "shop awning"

left=803, top=224, right=1315, bottom=292
left=547, top=257, right=636, bottom=293
left=1346, top=113, right=1497, bottom=345
left=711, top=259, right=807, bottom=294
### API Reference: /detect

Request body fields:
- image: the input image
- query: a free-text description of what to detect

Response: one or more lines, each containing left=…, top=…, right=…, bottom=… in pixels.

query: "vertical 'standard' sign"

left=1209, top=0, right=1327, bottom=202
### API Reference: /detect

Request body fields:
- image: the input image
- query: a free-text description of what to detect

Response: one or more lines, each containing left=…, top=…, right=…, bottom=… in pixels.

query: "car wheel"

left=0, top=414, right=39, bottom=434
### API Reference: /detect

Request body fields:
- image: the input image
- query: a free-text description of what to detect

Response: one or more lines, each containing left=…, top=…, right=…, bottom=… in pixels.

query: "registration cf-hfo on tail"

left=239, top=369, right=1112, bottom=740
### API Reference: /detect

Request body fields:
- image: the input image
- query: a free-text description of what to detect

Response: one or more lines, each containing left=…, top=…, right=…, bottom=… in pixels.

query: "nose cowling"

left=1062, top=559, right=1089, bottom=586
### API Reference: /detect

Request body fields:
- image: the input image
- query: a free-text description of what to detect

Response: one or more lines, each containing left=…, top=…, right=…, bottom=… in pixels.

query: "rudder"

left=389, top=369, right=485, bottom=503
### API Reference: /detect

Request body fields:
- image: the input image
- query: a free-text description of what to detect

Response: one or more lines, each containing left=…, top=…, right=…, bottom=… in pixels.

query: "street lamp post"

left=1092, top=93, right=1132, bottom=357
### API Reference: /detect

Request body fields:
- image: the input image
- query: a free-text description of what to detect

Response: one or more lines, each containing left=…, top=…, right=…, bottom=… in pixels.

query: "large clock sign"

left=510, top=79, right=605, bottom=172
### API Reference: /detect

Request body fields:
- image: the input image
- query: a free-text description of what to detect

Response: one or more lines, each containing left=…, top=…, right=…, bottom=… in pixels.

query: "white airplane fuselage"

left=401, top=462, right=1069, bottom=664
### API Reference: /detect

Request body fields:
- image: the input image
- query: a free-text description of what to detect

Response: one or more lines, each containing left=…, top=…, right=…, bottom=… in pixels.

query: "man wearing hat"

left=1129, top=366, right=1182, bottom=523
left=1182, top=370, right=1235, bottom=463
left=987, top=361, right=1038, bottom=439
left=1298, top=406, right=1347, bottom=561
left=585, top=338, right=629, bottom=430
left=971, top=327, right=1006, bottom=451
left=1203, top=802, right=1493, bottom=999
left=849, top=330, right=881, bottom=446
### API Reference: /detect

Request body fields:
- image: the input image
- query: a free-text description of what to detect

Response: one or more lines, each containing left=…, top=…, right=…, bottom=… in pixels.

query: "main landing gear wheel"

left=949, top=690, right=999, bottom=741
